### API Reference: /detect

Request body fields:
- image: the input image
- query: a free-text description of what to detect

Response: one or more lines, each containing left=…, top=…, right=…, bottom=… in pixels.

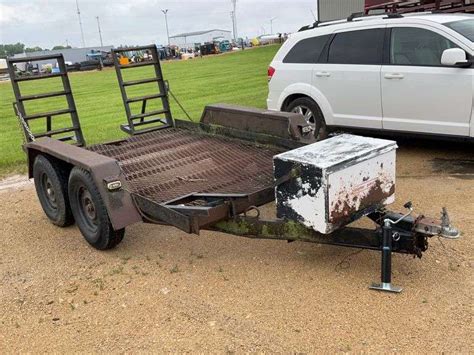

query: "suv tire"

left=286, top=97, right=328, bottom=141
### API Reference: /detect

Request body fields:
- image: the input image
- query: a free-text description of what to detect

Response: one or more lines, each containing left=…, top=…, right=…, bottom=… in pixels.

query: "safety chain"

left=13, top=103, right=35, bottom=142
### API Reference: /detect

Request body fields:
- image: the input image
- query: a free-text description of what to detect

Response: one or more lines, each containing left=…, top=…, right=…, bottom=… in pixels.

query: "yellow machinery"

left=119, top=56, right=130, bottom=65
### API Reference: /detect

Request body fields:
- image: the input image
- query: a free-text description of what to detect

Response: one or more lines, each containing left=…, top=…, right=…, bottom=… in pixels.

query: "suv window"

left=390, top=27, right=458, bottom=66
left=444, top=19, right=474, bottom=42
left=283, top=35, right=330, bottom=64
left=327, top=29, right=384, bottom=65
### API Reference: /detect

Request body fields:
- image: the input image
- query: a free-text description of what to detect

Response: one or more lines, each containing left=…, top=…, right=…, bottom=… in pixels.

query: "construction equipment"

left=7, top=46, right=460, bottom=293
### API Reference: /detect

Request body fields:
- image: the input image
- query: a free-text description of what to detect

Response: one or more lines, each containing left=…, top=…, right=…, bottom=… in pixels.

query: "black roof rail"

left=298, top=12, right=404, bottom=32
left=347, top=12, right=365, bottom=21
left=347, top=11, right=404, bottom=22
left=298, top=21, right=320, bottom=32
left=384, top=13, right=404, bottom=19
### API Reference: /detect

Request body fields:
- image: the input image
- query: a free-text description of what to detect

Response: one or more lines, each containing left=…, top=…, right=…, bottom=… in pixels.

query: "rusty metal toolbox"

left=274, top=134, right=398, bottom=234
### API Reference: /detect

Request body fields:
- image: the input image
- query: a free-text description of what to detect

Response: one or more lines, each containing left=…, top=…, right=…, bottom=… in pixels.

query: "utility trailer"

left=7, top=46, right=460, bottom=293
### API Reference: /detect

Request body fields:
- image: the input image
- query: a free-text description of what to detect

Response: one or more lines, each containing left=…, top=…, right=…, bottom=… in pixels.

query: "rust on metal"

left=329, top=179, right=396, bottom=224
left=25, top=138, right=142, bottom=230
left=201, top=103, right=317, bottom=145
left=88, top=128, right=284, bottom=203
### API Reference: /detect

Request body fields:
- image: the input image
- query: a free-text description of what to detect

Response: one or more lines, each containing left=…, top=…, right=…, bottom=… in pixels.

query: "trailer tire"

left=68, top=167, right=124, bottom=250
left=33, top=155, right=74, bottom=227
left=286, top=97, right=328, bottom=141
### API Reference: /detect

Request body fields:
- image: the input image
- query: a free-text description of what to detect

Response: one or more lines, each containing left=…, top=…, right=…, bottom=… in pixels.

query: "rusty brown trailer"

left=10, top=48, right=459, bottom=293
left=23, top=106, right=315, bottom=234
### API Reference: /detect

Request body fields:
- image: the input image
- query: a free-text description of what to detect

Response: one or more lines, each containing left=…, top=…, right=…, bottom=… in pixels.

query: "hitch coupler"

left=414, top=207, right=460, bottom=239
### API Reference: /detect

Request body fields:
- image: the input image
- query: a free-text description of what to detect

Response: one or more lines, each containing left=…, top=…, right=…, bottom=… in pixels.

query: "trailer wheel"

left=287, top=97, right=328, bottom=141
left=33, top=155, right=74, bottom=227
left=68, top=167, right=124, bottom=250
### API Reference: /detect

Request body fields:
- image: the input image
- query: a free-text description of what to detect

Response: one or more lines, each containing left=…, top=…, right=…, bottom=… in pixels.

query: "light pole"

left=270, top=17, right=277, bottom=34
left=231, top=0, right=237, bottom=41
left=162, top=9, right=170, bottom=46
left=96, top=16, right=103, bottom=47
left=75, top=0, right=86, bottom=47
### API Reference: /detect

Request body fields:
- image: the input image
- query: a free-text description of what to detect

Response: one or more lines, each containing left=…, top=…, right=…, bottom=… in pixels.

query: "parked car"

left=267, top=13, right=474, bottom=140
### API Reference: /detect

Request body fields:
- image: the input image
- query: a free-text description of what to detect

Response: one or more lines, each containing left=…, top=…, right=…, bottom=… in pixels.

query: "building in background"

left=317, top=0, right=365, bottom=21
left=169, top=29, right=232, bottom=48
left=11, top=46, right=113, bottom=69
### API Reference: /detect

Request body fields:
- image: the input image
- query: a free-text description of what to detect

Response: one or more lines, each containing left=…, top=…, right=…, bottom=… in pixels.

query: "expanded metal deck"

left=89, top=128, right=284, bottom=203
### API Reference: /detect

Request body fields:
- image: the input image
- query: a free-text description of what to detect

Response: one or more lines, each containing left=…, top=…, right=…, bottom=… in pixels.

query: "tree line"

left=0, top=43, right=72, bottom=58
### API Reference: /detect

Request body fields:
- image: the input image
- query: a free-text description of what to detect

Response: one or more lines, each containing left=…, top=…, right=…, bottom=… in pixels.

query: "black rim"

left=40, top=172, right=58, bottom=210
left=75, top=184, right=99, bottom=238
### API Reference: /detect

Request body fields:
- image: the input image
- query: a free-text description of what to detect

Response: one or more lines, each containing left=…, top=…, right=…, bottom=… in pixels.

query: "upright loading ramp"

left=7, top=54, right=85, bottom=146
left=112, top=45, right=173, bottom=135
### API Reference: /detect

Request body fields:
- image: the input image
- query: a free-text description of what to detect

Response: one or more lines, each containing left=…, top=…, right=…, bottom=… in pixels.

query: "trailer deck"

left=88, top=128, right=283, bottom=204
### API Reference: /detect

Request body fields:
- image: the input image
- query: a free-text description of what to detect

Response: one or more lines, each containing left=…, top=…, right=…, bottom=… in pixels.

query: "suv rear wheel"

left=287, top=97, right=327, bottom=140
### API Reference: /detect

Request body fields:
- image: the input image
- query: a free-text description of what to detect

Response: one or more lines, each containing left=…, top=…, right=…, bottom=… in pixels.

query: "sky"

left=0, top=0, right=318, bottom=48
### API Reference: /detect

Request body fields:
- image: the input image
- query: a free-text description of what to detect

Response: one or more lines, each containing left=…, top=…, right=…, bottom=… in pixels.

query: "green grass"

left=0, top=45, right=280, bottom=177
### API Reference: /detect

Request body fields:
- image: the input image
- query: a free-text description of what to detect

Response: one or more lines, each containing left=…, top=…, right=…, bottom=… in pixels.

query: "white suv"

left=267, top=13, right=474, bottom=140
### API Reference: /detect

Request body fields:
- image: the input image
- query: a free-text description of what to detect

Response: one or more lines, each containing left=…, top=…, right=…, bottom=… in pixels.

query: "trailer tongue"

left=7, top=47, right=459, bottom=292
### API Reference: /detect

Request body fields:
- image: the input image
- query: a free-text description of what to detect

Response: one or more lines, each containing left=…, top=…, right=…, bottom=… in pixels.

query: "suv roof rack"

left=298, top=12, right=404, bottom=32
left=347, top=11, right=403, bottom=21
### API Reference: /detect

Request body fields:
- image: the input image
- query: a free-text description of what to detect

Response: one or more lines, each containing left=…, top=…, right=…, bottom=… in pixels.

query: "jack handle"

left=384, top=201, right=413, bottom=227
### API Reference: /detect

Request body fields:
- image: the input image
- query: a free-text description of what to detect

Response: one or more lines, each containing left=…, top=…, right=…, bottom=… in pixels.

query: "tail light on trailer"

left=268, top=66, right=275, bottom=81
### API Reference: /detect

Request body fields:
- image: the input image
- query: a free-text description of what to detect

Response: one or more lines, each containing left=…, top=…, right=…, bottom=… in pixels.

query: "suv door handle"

left=384, top=73, right=404, bottom=80
left=315, top=71, right=331, bottom=77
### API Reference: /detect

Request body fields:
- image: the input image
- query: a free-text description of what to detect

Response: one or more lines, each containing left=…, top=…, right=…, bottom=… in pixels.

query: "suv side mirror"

left=441, top=48, right=470, bottom=67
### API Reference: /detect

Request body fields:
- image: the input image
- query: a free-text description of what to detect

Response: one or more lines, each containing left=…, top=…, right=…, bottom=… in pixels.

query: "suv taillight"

left=268, top=66, right=275, bottom=81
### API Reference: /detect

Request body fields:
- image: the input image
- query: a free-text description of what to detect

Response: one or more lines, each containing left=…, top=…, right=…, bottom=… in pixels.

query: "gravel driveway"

left=0, top=139, right=472, bottom=352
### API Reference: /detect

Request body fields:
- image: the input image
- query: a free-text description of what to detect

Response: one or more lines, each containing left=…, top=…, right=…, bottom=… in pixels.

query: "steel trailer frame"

left=7, top=47, right=459, bottom=293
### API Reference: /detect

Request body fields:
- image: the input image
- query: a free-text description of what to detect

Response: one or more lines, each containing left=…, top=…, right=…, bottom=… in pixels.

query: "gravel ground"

left=0, top=139, right=472, bottom=352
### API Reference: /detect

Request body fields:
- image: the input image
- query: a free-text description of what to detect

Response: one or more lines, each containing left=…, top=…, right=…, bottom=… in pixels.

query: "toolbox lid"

left=274, top=134, right=397, bottom=170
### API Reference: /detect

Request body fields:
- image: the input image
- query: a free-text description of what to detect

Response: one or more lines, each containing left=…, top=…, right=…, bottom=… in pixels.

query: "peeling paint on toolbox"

left=328, top=150, right=396, bottom=225
left=274, top=134, right=397, bottom=234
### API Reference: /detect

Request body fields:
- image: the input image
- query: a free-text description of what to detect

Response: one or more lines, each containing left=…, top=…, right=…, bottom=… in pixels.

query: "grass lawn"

left=0, top=45, right=280, bottom=177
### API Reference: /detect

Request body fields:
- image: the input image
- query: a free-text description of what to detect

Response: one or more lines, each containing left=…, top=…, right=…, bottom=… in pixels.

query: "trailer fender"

left=25, top=138, right=142, bottom=230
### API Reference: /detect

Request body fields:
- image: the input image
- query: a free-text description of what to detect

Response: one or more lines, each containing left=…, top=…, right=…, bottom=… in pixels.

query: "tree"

left=0, top=43, right=25, bottom=58
left=25, top=46, right=45, bottom=53
left=52, top=45, right=72, bottom=50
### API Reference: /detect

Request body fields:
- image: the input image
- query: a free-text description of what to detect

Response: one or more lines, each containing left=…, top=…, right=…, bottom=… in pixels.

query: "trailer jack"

left=212, top=204, right=459, bottom=294
left=370, top=205, right=459, bottom=293
left=369, top=221, right=404, bottom=293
